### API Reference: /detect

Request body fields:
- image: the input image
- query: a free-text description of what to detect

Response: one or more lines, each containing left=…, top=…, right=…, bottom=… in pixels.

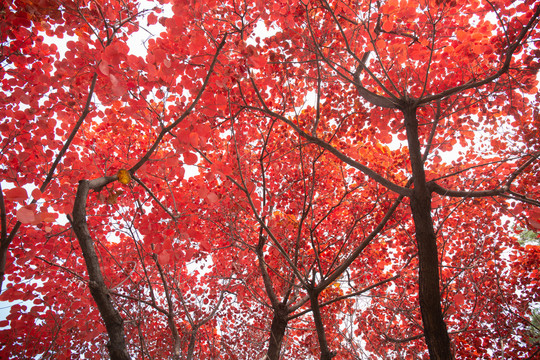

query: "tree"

left=0, top=0, right=539, bottom=359
left=198, top=112, right=410, bottom=359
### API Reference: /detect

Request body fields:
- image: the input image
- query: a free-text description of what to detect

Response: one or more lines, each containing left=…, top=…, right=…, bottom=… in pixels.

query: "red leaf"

left=39, top=211, right=58, bottom=223
left=189, top=132, right=199, bottom=147
left=207, top=192, right=219, bottom=203
left=183, top=151, right=198, bottom=165
left=158, top=250, right=171, bottom=265
left=248, top=54, right=267, bottom=69
left=200, top=240, right=211, bottom=252
left=98, top=61, right=109, bottom=76
left=4, top=187, right=28, bottom=202
left=382, top=19, right=393, bottom=32
left=31, top=188, right=42, bottom=200
left=529, top=218, right=540, bottom=230
left=16, top=206, right=37, bottom=224
left=454, top=293, right=465, bottom=306
left=110, top=74, right=126, bottom=97
left=102, top=42, right=128, bottom=67
left=147, top=12, right=158, bottom=26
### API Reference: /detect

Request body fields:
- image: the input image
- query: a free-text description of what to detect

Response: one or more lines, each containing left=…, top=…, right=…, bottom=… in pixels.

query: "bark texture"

left=72, top=179, right=130, bottom=360
left=404, top=106, right=453, bottom=360
left=266, top=303, right=289, bottom=360
left=309, top=288, right=335, bottom=360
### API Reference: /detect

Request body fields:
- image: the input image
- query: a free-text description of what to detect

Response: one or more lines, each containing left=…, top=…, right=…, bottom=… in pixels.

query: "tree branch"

left=153, top=253, right=182, bottom=360
left=430, top=151, right=540, bottom=207
left=418, top=5, right=540, bottom=105
left=245, top=78, right=411, bottom=196
left=130, top=35, right=227, bottom=173
left=317, top=194, right=404, bottom=291
left=0, top=72, right=100, bottom=292
left=289, top=274, right=400, bottom=320
left=131, top=174, right=178, bottom=221
left=429, top=182, right=506, bottom=198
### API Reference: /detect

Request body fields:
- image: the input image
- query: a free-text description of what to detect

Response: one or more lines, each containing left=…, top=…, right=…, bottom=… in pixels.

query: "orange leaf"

left=39, top=211, right=58, bottom=223
left=106, top=189, right=123, bottom=205
left=117, top=169, right=131, bottom=185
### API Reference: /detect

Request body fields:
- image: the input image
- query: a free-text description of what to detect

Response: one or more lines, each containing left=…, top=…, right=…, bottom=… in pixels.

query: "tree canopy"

left=1, top=0, right=539, bottom=359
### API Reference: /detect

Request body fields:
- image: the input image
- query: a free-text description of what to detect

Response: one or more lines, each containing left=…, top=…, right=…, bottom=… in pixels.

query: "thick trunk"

left=266, top=303, right=288, bottom=360
left=404, top=106, right=453, bottom=360
left=409, top=192, right=453, bottom=359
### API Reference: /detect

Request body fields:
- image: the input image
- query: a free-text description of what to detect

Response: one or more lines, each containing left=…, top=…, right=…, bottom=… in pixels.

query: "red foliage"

left=0, top=0, right=539, bottom=359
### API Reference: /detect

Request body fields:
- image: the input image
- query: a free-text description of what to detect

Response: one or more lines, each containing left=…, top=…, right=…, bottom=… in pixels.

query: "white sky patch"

left=247, top=18, right=279, bottom=46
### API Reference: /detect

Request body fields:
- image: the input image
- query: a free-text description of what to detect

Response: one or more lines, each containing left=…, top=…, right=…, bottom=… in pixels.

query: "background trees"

left=1, top=0, right=539, bottom=359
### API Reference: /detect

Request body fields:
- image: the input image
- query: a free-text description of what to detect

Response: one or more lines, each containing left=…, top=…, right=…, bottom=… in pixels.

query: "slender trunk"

left=153, top=254, right=182, bottom=359
left=404, top=106, right=453, bottom=360
left=308, top=289, right=334, bottom=360
left=266, top=303, right=289, bottom=360
left=72, top=179, right=131, bottom=360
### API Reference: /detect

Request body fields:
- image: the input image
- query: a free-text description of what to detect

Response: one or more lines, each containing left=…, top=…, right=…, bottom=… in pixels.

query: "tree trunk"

left=404, top=106, right=453, bottom=360
left=266, top=303, right=289, bottom=360
left=72, top=179, right=131, bottom=360
left=186, top=325, right=198, bottom=360
left=308, top=289, right=335, bottom=360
